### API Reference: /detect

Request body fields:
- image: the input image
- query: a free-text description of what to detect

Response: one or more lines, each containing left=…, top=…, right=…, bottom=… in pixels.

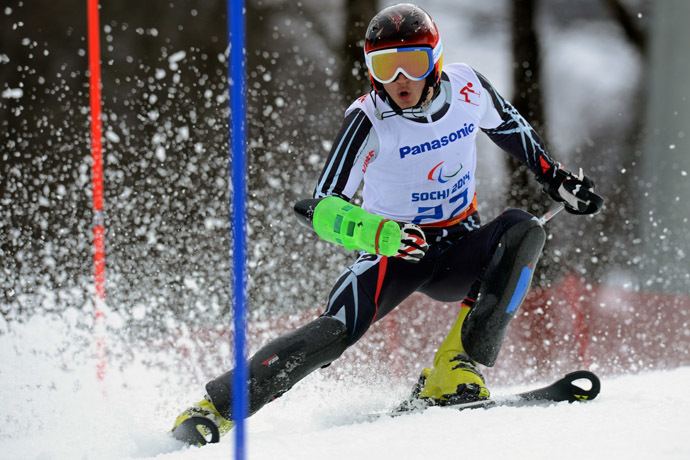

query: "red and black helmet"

left=364, top=3, right=443, bottom=94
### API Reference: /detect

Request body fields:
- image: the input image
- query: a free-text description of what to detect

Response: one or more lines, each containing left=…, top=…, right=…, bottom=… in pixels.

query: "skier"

left=171, top=2, right=603, bottom=442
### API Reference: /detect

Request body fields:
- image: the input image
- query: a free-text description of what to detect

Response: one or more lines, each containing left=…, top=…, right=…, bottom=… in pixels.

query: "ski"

left=373, top=370, right=600, bottom=418
left=171, top=416, right=220, bottom=446
left=501, top=369, right=601, bottom=405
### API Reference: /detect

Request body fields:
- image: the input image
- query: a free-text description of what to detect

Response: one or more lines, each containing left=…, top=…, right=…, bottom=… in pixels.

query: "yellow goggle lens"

left=369, top=49, right=432, bottom=83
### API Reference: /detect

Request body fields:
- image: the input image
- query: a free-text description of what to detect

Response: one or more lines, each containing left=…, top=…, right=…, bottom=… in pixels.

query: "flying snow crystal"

left=105, top=130, right=120, bottom=143
left=2, top=88, right=23, bottom=99
left=308, top=153, right=321, bottom=165
left=168, top=50, right=186, bottom=71
left=131, top=303, right=147, bottom=320
left=155, top=145, right=166, bottom=162
left=203, top=217, right=225, bottom=230
left=183, top=277, right=199, bottom=290
left=176, top=126, right=189, bottom=142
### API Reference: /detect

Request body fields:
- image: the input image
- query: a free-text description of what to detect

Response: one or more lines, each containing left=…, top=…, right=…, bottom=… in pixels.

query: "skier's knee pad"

left=206, top=316, right=349, bottom=419
left=462, top=215, right=546, bottom=367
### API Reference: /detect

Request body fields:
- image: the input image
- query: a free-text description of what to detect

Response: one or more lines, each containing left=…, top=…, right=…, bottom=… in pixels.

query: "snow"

left=1, top=88, right=23, bottom=99
left=1, top=316, right=688, bottom=460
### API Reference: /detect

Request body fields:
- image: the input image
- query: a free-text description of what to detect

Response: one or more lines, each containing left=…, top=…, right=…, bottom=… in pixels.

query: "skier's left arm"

left=474, top=71, right=603, bottom=215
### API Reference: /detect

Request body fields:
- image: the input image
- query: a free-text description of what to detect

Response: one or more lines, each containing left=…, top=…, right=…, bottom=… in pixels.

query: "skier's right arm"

left=294, top=196, right=401, bottom=256
left=294, top=196, right=428, bottom=261
left=294, top=108, right=427, bottom=261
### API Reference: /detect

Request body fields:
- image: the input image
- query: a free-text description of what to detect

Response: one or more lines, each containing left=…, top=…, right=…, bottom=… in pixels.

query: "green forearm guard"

left=312, top=196, right=401, bottom=256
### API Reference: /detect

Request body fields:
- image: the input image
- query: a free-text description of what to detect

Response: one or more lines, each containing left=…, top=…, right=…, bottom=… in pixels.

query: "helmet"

left=364, top=4, right=443, bottom=97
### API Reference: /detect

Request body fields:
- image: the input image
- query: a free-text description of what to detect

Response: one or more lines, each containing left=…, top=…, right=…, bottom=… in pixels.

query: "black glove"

left=540, top=164, right=604, bottom=215
left=395, top=223, right=429, bottom=262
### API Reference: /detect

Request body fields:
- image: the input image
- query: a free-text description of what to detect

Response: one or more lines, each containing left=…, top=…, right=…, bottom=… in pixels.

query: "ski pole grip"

left=312, top=196, right=400, bottom=256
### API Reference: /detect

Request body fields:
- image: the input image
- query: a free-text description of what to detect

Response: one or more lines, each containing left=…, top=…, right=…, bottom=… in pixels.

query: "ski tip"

left=171, top=416, right=220, bottom=446
left=563, top=370, right=601, bottom=402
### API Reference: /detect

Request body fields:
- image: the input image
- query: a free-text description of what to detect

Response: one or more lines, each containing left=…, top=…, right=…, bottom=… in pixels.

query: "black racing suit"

left=205, top=68, right=554, bottom=420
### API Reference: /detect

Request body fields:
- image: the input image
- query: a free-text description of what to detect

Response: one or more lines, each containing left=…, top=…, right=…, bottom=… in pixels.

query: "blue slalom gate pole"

left=228, top=0, right=248, bottom=458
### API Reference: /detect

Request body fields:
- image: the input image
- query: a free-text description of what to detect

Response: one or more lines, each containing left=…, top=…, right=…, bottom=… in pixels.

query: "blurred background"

left=1, top=0, right=689, bottom=382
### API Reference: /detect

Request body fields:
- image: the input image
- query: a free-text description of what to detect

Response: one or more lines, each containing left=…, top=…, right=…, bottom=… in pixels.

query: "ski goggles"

left=365, top=41, right=442, bottom=84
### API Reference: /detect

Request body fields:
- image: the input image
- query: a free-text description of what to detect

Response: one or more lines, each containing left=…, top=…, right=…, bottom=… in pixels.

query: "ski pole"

left=538, top=202, right=565, bottom=225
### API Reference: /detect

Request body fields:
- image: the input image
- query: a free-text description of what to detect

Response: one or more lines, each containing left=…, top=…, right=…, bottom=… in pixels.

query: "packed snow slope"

left=1, top=316, right=688, bottom=460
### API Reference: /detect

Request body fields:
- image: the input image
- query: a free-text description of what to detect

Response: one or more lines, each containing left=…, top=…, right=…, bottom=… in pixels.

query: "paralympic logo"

left=427, top=161, right=463, bottom=183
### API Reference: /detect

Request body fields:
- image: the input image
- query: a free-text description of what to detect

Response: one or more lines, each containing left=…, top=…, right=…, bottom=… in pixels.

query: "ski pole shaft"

left=538, top=202, right=565, bottom=225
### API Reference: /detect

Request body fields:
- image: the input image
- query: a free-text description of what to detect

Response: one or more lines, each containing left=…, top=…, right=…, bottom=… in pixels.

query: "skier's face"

left=383, top=74, right=427, bottom=109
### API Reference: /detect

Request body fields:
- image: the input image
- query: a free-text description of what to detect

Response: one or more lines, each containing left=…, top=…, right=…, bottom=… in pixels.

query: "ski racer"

left=171, top=2, right=603, bottom=442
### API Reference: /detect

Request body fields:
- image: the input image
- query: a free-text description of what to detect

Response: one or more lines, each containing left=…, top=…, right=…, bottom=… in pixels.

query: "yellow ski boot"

left=170, top=395, right=234, bottom=445
left=398, top=303, right=489, bottom=411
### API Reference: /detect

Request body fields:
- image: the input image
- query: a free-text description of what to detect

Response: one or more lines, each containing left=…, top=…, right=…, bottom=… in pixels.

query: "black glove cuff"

left=539, top=164, right=569, bottom=202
